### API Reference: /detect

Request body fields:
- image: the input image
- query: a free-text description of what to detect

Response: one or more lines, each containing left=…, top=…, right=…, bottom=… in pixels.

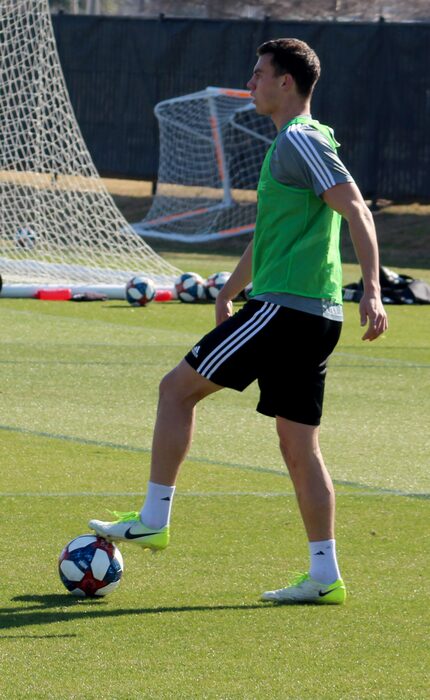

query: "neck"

left=272, top=100, right=312, bottom=132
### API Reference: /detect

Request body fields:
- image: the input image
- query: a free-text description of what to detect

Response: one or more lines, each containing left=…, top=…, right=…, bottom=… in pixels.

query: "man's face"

left=247, top=53, right=286, bottom=116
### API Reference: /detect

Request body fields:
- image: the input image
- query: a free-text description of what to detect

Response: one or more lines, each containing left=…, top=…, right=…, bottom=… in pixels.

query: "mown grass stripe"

left=0, top=423, right=428, bottom=499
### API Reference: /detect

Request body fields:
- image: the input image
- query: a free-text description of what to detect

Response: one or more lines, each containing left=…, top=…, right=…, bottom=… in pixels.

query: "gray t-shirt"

left=254, top=118, right=354, bottom=321
left=270, top=120, right=354, bottom=195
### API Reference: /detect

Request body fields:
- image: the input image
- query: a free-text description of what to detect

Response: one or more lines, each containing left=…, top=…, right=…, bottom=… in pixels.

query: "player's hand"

left=360, top=293, right=388, bottom=341
left=215, top=294, right=233, bottom=326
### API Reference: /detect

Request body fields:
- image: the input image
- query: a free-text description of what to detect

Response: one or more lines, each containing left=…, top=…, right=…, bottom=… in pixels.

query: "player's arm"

left=322, top=181, right=388, bottom=341
left=215, top=239, right=253, bottom=325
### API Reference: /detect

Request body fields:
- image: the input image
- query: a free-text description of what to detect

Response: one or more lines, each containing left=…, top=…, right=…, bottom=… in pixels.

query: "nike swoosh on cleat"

left=124, top=529, right=160, bottom=539
left=318, top=587, right=341, bottom=597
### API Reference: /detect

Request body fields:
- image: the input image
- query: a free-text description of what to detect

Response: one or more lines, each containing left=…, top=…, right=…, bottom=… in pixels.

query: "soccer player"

left=90, top=38, right=388, bottom=604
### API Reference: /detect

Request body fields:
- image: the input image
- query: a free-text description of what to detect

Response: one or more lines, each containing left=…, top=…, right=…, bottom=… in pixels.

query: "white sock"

left=309, top=539, right=341, bottom=584
left=140, top=481, right=176, bottom=530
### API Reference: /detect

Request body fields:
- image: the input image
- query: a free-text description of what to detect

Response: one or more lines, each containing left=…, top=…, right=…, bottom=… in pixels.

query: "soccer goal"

left=132, top=87, right=276, bottom=243
left=0, top=0, right=180, bottom=297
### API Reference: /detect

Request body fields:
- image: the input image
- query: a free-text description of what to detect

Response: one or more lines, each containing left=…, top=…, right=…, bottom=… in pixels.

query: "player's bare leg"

left=149, top=359, right=222, bottom=486
left=276, top=417, right=335, bottom=541
left=261, top=416, right=345, bottom=604
left=89, top=360, right=221, bottom=548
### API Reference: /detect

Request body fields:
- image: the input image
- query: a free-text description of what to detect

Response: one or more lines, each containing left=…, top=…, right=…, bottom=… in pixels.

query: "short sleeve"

left=270, top=124, right=354, bottom=196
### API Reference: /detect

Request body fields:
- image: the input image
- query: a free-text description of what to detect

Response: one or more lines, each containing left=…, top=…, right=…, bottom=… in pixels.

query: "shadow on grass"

left=0, top=594, right=266, bottom=631
left=0, top=634, right=77, bottom=639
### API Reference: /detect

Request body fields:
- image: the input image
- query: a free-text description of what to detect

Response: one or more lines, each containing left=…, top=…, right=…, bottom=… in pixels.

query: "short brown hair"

left=257, top=38, right=321, bottom=97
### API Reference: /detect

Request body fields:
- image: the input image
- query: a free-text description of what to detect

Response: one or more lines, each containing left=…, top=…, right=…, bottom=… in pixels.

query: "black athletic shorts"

left=185, top=299, right=342, bottom=426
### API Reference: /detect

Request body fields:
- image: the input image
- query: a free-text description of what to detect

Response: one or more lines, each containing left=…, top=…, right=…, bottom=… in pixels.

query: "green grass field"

left=0, top=259, right=429, bottom=699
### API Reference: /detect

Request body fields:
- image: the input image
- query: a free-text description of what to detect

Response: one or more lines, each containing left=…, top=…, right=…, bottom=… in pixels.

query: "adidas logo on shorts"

left=191, top=345, right=200, bottom=357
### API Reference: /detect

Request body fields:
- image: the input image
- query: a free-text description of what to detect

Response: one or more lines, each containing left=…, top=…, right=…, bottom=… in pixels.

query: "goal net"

left=133, top=87, right=276, bottom=243
left=0, top=0, right=180, bottom=294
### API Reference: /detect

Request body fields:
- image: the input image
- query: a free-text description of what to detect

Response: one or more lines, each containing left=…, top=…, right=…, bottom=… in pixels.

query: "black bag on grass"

left=342, top=266, right=430, bottom=305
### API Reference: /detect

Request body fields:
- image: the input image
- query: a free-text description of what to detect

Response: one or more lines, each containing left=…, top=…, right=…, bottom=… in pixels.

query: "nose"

left=247, top=77, right=254, bottom=91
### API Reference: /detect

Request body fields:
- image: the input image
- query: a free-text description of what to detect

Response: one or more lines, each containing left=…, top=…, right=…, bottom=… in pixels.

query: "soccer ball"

left=15, top=227, right=38, bottom=250
left=205, top=271, right=231, bottom=300
left=175, top=272, right=206, bottom=303
left=125, top=276, right=156, bottom=306
left=58, top=534, right=124, bottom=597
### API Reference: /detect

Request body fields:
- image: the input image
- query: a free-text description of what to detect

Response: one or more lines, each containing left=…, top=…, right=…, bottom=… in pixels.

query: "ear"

left=280, top=73, right=294, bottom=90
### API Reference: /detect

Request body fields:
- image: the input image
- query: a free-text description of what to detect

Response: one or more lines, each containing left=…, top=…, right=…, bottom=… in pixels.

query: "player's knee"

left=276, top=423, right=320, bottom=471
left=278, top=435, right=300, bottom=472
left=158, top=364, right=205, bottom=406
left=158, top=367, right=183, bottom=403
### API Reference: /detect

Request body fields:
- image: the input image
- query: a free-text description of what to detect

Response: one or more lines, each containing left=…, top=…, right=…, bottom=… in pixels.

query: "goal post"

left=0, top=0, right=180, bottom=296
left=133, top=87, right=275, bottom=243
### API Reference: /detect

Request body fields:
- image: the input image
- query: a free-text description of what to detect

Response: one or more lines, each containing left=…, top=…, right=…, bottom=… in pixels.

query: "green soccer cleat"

left=261, top=572, right=346, bottom=605
left=89, top=511, right=169, bottom=551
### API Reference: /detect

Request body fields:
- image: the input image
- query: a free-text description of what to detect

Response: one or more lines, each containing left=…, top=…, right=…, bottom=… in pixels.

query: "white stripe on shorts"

left=197, top=302, right=280, bottom=380
left=197, top=301, right=274, bottom=376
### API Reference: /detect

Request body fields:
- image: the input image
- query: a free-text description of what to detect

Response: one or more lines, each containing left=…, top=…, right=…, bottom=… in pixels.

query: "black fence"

left=52, top=15, right=430, bottom=200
